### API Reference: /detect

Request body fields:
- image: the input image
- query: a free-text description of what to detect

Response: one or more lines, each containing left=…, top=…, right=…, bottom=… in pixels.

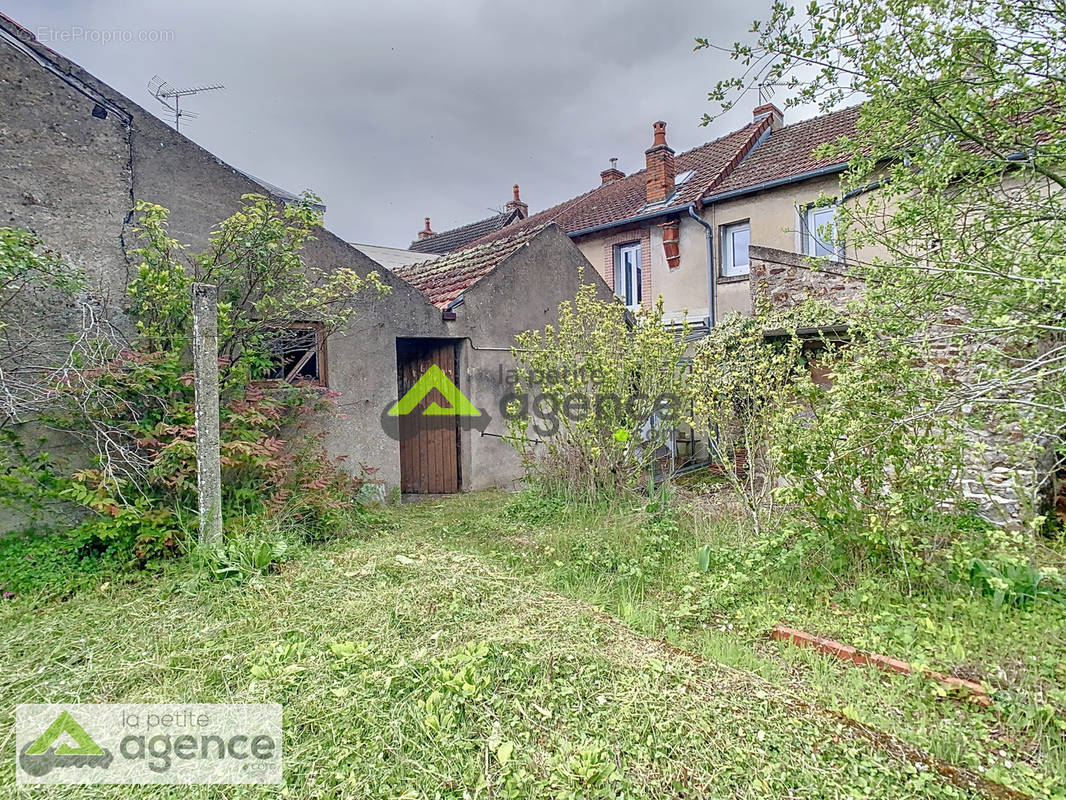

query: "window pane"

left=615, top=243, right=641, bottom=307
left=732, top=227, right=750, bottom=267
left=808, top=206, right=837, bottom=258
left=721, top=223, right=750, bottom=277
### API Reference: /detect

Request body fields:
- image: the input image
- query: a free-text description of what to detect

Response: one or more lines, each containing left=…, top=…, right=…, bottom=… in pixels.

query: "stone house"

left=0, top=12, right=611, bottom=508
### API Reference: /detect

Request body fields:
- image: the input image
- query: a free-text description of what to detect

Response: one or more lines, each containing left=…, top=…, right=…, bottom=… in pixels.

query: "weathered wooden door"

left=397, top=341, right=461, bottom=493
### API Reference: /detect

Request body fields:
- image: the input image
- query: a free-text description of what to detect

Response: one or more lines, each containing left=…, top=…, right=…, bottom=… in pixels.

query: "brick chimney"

left=645, top=121, right=675, bottom=204
left=505, top=184, right=528, bottom=218
left=753, top=103, right=784, bottom=130
left=600, top=157, right=625, bottom=185
left=417, top=217, right=434, bottom=240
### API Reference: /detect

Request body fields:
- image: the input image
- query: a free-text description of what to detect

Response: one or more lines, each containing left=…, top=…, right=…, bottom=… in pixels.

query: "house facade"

left=454, top=104, right=877, bottom=333
left=0, top=13, right=610, bottom=509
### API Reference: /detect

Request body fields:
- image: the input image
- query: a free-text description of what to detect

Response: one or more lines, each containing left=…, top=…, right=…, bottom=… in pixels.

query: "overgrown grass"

left=0, top=499, right=1007, bottom=799
left=412, top=488, right=1066, bottom=798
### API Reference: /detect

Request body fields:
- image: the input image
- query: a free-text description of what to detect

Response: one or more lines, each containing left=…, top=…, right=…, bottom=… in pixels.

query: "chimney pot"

left=417, top=216, right=435, bottom=240
left=645, top=121, right=676, bottom=204
left=505, top=183, right=528, bottom=219
left=600, top=157, right=625, bottom=185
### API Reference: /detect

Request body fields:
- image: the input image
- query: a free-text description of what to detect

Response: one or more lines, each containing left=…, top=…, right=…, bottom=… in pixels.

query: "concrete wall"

left=0, top=23, right=608, bottom=506
left=452, top=226, right=615, bottom=490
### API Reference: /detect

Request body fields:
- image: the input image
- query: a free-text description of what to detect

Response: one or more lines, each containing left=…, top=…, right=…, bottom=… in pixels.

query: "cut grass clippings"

left=0, top=519, right=999, bottom=799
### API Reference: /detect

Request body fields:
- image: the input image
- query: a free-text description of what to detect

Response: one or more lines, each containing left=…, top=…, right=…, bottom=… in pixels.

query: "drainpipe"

left=686, top=205, right=716, bottom=330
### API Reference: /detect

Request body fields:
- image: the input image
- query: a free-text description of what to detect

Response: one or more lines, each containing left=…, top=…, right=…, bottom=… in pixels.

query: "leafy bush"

left=507, top=285, right=688, bottom=501
left=960, top=555, right=1065, bottom=609
left=3, top=196, right=386, bottom=579
left=193, top=527, right=291, bottom=583
left=0, top=526, right=129, bottom=598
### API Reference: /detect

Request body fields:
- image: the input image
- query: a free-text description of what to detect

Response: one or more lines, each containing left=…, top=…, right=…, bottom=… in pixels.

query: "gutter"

left=567, top=204, right=689, bottom=238
left=685, top=205, right=716, bottom=331
left=701, top=162, right=849, bottom=205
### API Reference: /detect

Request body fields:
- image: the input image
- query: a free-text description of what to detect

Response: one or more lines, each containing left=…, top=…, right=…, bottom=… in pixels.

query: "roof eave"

left=700, top=162, right=850, bottom=205
left=567, top=203, right=691, bottom=239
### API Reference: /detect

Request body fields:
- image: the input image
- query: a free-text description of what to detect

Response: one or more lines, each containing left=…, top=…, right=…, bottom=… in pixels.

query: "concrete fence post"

left=191, top=282, right=223, bottom=545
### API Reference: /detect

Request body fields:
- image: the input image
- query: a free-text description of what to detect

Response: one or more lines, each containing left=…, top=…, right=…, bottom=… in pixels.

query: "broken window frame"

left=256, top=321, right=328, bottom=387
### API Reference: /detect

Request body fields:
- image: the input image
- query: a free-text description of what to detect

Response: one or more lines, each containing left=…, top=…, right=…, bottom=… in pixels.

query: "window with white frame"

left=720, top=221, right=750, bottom=277
left=802, top=204, right=842, bottom=259
left=614, top=242, right=642, bottom=309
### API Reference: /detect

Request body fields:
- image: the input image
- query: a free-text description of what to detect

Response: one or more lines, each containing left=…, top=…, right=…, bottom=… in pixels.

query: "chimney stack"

left=600, top=157, right=625, bottom=185
left=505, top=184, right=528, bottom=218
left=753, top=103, right=784, bottom=130
left=645, top=121, right=675, bottom=204
left=417, top=217, right=435, bottom=240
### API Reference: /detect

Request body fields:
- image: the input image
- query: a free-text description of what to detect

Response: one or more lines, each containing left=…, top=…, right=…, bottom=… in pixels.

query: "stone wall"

left=748, top=245, right=865, bottom=310
left=747, top=245, right=1049, bottom=527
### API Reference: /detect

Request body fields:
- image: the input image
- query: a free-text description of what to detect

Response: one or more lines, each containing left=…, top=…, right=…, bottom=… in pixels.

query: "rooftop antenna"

left=757, top=81, right=790, bottom=105
left=148, top=75, right=224, bottom=132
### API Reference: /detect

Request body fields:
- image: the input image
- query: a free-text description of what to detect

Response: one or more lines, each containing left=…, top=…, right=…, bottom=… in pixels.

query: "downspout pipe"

left=686, top=205, right=716, bottom=330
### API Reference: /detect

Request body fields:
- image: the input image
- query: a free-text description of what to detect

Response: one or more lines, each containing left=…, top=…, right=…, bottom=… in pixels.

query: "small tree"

left=687, top=309, right=806, bottom=534
left=699, top=0, right=1066, bottom=528
left=507, top=285, right=688, bottom=501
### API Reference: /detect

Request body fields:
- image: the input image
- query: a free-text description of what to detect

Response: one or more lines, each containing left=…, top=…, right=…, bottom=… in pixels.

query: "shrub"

left=507, top=285, right=688, bottom=501
left=4, top=195, right=386, bottom=575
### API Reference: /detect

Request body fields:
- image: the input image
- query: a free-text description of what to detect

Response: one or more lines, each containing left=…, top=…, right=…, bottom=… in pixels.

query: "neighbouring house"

left=450, top=104, right=872, bottom=332
left=408, top=184, right=529, bottom=255
left=421, top=105, right=871, bottom=468
left=0, top=13, right=611, bottom=511
left=426, top=106, right=1053, bottom=523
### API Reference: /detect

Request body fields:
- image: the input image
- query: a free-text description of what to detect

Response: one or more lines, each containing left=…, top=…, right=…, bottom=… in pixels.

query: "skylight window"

left=674, top=169, right=695, bottom=186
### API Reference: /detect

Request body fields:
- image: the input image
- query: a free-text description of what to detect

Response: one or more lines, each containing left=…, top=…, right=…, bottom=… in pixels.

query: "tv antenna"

left=756, top=81, right=793, bottom=105
left=148, top=75, right=224, bottom=132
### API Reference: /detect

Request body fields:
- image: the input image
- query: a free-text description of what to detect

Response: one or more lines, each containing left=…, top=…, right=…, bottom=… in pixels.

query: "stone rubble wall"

left=748, top=245, right=1049, bottom=527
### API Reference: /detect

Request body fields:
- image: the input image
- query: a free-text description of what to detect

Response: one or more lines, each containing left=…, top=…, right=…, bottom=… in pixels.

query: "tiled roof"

left=394, top=224, right=548, bottom=310
left=409, top=210, right=521, bottom=254
left=468, top=122, right=771, bottom=247
left=705, top=106, right=860, bottom=198
left=464, top=107, right=860, bottom=250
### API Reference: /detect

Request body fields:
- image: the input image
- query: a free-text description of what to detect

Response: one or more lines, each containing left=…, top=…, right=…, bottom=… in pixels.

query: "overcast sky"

left=6, top=0, right=802, bottom=248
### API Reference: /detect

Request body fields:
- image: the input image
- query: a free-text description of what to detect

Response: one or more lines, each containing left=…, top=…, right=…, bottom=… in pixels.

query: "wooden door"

left=397, top=341, right=460, bottom=493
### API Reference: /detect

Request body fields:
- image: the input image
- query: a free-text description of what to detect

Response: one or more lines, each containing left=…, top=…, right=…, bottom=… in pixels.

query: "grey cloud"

left=6, top=0, right=778, bottom=247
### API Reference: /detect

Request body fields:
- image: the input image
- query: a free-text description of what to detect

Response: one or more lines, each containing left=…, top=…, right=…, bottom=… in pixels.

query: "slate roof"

left=351, top=243, right=440, bottom=270
left=704, top=106, right=861, bottom=199
left=394, top=224, right=548, bottom=310
left=408, top=209, right=522, bottom=254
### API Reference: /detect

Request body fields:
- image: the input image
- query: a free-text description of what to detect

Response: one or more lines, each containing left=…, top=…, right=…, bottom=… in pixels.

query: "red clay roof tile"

left=394, top=224, right=549, bottom=310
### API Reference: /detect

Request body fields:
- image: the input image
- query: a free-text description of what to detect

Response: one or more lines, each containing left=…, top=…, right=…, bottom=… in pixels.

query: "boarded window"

left=262, top=323, right=326, bottom=385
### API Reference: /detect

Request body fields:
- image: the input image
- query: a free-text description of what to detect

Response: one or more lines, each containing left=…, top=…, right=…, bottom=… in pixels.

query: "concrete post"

left=191, top=283, right=223, bottom=545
